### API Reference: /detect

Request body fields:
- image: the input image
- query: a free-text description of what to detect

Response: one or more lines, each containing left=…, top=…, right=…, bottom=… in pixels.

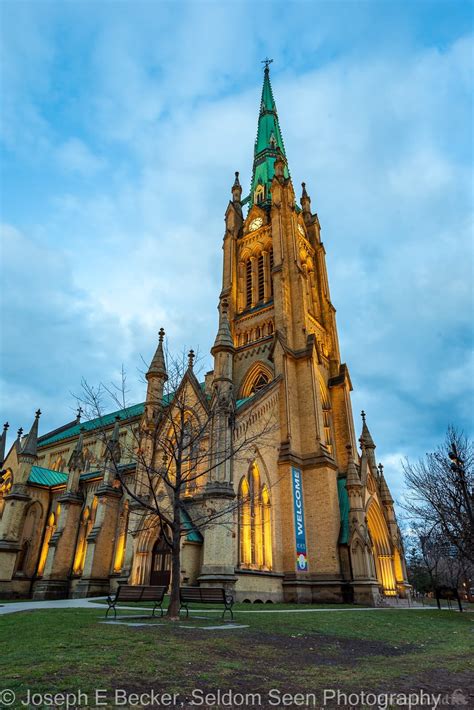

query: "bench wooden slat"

left=141, top=586, right=166, bottom=602
left=117, top=586, right=144, bottom=601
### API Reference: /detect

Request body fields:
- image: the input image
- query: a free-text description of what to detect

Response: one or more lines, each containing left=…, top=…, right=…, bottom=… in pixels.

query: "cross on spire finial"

left=76, top=406, right=83, bottom=421
left=188, top=349, right=195, bottom=369
left=261, top=57, right=273, bottom=72
left=158, top=327, right=165, bottom=343
left=35, top=409, right=41, bottom=420
left=361, top=410, right=366, bottom=423
left=17, top=427, right=23, bottom=439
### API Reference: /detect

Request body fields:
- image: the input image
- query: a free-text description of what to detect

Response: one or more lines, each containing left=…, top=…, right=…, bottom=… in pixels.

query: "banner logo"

left=291, top=467, right=308, bottom=571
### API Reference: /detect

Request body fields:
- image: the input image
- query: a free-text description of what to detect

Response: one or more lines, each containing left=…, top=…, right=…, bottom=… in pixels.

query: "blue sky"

left=1, top=0, right=473, bottom=503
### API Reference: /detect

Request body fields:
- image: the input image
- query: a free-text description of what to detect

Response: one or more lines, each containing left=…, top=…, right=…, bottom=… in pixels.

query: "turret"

left=211, top=300, right=234, bottom=387
left=14, top=410, right=41, bottom=488
left=65, top=428, right=85, bottom=495
left=300, top=182, right=312, bottom=225
left=102, top=416, right=121, bottom=488
left=145, top=328, right=168, bottom=424
left=231, top=171, right=242, bottom=205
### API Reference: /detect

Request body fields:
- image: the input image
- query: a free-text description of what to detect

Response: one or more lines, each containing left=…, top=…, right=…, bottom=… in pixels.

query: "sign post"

left=291, top=466, right=308, bottom=572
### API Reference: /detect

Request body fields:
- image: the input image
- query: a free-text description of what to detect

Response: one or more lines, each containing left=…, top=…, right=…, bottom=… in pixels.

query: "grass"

left=0, top=606, right=472, bottom=709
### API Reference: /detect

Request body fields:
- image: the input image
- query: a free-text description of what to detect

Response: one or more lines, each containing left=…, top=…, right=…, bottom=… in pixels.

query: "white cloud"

left=0, top=4, right=472, bottom=505
left=56, top=138, right=105, bottom=175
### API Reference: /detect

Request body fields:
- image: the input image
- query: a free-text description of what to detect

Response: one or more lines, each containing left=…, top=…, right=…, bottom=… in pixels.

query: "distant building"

left=0, top=65, right=408, bottom=603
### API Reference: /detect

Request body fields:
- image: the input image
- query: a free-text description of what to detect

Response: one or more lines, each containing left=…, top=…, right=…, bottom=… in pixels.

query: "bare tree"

left=402, top=427, right=474, bottom=566
left=77, top=343, right=277, bottom=620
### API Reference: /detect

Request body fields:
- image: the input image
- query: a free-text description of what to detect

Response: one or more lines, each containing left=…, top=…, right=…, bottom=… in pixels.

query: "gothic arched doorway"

left=150, top=536, right=171, bottom=587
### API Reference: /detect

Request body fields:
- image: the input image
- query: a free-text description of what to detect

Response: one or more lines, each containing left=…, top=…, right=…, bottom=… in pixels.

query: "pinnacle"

left=147, top=328, right=167, bottom=380
left=21, top=409, right=41, bottom=459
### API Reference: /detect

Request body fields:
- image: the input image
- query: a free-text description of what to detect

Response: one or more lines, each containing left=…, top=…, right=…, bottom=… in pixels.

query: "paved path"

left=0, top=597, right=429, bottom=617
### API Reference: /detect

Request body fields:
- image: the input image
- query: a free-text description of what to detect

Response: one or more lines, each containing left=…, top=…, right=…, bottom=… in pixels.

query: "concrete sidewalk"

left=0, top=597, right=429, bottom=616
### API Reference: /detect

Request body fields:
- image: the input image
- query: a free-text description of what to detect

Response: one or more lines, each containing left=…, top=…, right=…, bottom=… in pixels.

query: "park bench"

left=105, top=584, right=167, bottom=619
left=179, top=586, right=234, bottom=620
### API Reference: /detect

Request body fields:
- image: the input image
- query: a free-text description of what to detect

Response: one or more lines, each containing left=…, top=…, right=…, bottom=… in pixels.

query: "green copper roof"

left=249, top=65, right=289, bottom=208
left=29, top=466, right=68, bottom=487
left=337, top=477, right=350, bottom=545
left=38, top=402, right=146, bottom=447
left=182, top=507, right=203, bottom=543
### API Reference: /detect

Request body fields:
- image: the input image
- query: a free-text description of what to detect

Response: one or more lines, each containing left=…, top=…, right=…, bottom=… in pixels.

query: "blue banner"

left=291, top=466, right=308, bottom=572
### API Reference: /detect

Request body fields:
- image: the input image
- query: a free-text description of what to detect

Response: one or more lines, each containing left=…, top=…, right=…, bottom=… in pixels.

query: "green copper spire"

left=249, top=60, right=289, bottom=208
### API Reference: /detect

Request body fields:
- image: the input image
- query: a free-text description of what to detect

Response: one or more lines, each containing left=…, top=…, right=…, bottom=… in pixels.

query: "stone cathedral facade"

left=0, top=66, right=408, bottom=604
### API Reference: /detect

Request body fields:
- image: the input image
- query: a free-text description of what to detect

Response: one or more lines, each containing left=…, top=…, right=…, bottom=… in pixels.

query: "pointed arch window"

left=319, top=379, right=334, bottom=455
left=255, top=184, right=265, bottom=205
left=37, top=507, right=59, bottom=576
left=73, top=498, right=97, bottom=575
left=0, top=469, right=12, bottom=519
left=245, top=260, right=252, bottom=308
left=252, top=373, right=269, bottom=394
left=257, top=253, right=265, bottom=303
left=238, top=463, right=272, bottom=570
left=269, top=249, right=274, bottom=298
left=113, top=500, right=129, bottom=573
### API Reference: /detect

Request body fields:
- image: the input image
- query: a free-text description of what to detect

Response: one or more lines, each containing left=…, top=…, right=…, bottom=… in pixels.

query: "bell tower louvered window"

left=246, top=260, right=252, bottom=308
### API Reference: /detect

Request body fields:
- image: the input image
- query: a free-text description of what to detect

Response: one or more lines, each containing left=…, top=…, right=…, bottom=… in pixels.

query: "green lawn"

left=0, top=606, right=472, bottom=709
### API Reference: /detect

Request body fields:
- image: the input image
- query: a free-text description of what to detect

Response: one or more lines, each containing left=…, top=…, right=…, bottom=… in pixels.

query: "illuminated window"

left=251, top=373, right=269, bottom=394
left=73, top=498, right=97, bottom=575
left=246, top=260, right=252, bottom=308
left=37, top=508, right=59, bottom=576
left=113, top=501, right=129, bottom=573
left=238, top=464, right=272, bottom=570
left=257, top=253, right=265, bottom=302
left=0, top=470, right=12, bottom=518
left=255, top=184, right=265, bottom=204
left=269, top=249, right=274, bottom=298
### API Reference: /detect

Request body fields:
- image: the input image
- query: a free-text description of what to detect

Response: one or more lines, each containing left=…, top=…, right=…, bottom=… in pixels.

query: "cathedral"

left=0, top=65, right=408, bottom=604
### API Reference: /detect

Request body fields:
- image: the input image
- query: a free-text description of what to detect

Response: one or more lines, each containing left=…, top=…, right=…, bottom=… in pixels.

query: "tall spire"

left=21, top=409, right=41, bottom=460
left=249, top=60, right=289, bottom=207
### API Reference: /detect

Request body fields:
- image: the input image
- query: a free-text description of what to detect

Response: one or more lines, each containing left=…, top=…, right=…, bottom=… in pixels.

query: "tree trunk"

left=167, top=500, right=181, bottom=620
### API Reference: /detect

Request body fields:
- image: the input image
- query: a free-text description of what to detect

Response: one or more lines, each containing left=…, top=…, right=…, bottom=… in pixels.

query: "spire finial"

left=76, top=406, right=83, bottom=422
left=3, top=422, right=9, bottom=432
left=361, top=410, right=366, bottom=423
left=35, top=408, right=41, bottom=420
left=188, top=349, right=195, bottom=369
left=158, top=327, right=165, bottom=343
left=378, top=463, right=384, bottom=476
left=261, top=57, right=273, bottom=72
left=17, top=427, right=23, bottom=440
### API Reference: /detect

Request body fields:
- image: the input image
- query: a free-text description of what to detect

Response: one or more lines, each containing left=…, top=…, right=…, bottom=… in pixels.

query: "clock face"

left=297, top=223, right=305, bottom=237
left=249, top=217, right=263, bottom=232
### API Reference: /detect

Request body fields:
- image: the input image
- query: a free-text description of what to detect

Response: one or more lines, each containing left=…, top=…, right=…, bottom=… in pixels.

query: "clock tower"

left=210, top=62, right=405, bottom=603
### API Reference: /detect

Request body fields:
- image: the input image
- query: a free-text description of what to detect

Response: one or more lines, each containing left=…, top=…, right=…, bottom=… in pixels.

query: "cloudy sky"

left=1, top=0, right=472, bottom=502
